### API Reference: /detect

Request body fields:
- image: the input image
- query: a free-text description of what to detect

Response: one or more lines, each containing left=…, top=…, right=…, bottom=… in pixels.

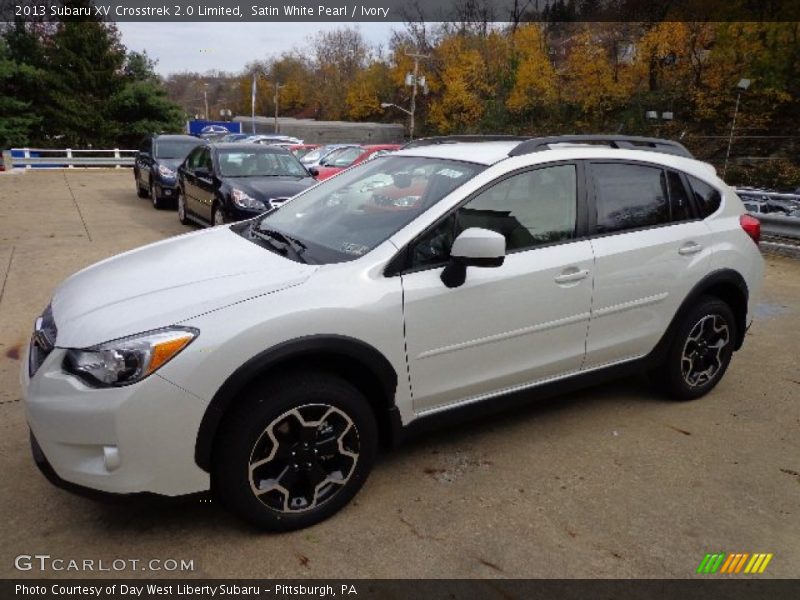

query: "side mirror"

left=308, top=167, right=319, bottom=178
left=441, top=228, right=506, bottom=288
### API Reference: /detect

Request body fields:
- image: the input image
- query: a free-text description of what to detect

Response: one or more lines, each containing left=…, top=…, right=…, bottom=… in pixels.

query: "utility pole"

left=273, top=81, right=285, bottom=134
left=723, top=78, right=751, bottom=179
left=203, top=83, right=209, bottom=120
left=405, top=52, right=429, bottom=140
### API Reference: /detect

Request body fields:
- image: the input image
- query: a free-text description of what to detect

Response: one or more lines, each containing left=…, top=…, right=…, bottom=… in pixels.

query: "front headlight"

left=64, top=327, right=198, bottom=387
left=158, top=164, right=176, bottom=178
left=231, top=188, right=265, bottom=210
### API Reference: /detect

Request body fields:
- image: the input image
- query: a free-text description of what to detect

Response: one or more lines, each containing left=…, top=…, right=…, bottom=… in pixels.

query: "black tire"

left=211, top=203, right=225, bottom=227
left=135, top=171, right=148, bottom=198
left=177, top=188, right=190, bottom=225
left=212, top=371, right=378, bottom=531
left=150, top=178, right=164, bottom=209
left=651, top=296, right=737, bottom=400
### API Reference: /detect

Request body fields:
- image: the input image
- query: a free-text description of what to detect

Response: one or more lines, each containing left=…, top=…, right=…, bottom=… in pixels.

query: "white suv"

left=23, top=136, right=764, bottom=530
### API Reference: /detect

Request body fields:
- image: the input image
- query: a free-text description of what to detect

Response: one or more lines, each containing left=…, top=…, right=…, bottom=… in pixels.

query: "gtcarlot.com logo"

left=697, top=552, right=773, bottom=574
left=14, top=554, right=195, bottom=572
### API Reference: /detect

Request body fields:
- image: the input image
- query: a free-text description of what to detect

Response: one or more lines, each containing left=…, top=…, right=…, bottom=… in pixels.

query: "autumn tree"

left=428, top=36, right=490, bottom=133
left=506, top=24, right=557, bottom=114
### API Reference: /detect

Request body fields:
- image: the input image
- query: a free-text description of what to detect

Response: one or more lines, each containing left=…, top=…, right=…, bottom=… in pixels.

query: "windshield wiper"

left=250, top=223, right=310, bottom=263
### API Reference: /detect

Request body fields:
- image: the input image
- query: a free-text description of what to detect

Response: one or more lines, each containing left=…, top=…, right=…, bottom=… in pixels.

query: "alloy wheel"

left=681, top=314, right=730, bottom=388
left=248, top=404, right=360, bottom=513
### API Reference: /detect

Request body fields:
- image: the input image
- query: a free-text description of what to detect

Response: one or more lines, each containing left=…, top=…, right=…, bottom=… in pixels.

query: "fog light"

left=103, top=446, right=121, bottom=471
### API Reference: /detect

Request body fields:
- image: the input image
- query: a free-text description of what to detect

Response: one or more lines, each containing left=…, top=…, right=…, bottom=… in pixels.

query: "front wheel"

left=150, top=178, right=165, bottom=209
left=651, top=296, right=737, bottom=400
left=177, top=189, right=190, bottom=225
left=212, top=372, right=378, bottom=531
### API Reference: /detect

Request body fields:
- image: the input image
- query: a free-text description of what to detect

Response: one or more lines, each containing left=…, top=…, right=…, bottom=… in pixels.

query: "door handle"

left=554, top=268, right=590, bottom=284
left=678, top=242, right=703, bottom=256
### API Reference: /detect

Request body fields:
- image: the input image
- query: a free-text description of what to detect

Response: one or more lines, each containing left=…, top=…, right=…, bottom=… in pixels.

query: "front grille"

left=29, top=305, right=57, bottom=377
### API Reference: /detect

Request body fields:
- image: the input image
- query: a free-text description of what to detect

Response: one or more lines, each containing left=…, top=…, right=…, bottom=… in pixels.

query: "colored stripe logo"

left=697, top=552, right=773, bottom=574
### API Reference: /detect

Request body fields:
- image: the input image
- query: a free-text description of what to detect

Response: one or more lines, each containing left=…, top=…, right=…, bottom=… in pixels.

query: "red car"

left=288, top=144, right=320, bottom=161
left=314, top=144, right=401, bottom=180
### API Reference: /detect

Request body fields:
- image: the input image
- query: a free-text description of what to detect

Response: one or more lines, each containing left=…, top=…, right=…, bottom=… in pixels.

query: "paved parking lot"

left=0, top=169, right=798, bottom=578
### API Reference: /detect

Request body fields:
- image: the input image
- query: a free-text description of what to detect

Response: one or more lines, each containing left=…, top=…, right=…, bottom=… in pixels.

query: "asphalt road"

left=0, top=170, right=798, bottom=579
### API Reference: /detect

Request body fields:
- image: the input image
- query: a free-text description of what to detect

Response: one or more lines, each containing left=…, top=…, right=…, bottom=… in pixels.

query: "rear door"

left=584, top=161, right=715, bottom=368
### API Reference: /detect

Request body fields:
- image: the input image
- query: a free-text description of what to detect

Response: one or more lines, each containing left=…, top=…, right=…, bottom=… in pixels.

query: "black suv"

left=134, top=134, right=203, bottom=209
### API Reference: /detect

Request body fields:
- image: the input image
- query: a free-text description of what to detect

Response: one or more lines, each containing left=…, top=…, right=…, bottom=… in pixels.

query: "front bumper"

left=154, top=180, right=178, bottom=200
left=22, top=347, right=210, bottom=497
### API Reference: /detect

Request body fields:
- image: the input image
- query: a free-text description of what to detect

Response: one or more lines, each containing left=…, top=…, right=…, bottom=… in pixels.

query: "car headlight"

left=63, top=327, right=198, bottom=387
left=158, top=164, right=176, bottom=178
left=231, top=188, right=265, bottom=210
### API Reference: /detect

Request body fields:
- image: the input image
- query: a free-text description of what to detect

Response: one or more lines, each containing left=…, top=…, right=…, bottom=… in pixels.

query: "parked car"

left=246, top=135, right=303, bottom=145
left=288, top=144, right=320, bottom=161
left=742, top=199, right=769, bottom=215
left=24, top=135, right=763, bottom=531
left=219, top=133, right=251, bottom=143
left=176, top=142, right=315, bottom=227
left=134, top=134, right=202, bottom=209
left=299, top=144, right=357, bottom=169
left=314, top=144, right=402, bottom=180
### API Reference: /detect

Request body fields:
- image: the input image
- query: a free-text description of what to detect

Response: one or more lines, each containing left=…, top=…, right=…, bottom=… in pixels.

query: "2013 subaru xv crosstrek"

left=23, top=136, right=764, bottom=531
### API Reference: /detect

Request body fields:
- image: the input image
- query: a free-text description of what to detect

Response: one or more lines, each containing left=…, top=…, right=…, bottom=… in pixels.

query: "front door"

left=401, top=163, right=595, bottom=414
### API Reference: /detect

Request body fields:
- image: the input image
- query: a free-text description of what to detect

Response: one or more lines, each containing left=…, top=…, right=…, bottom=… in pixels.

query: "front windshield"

left=218, top=149, right=308, bottom=177
left=323, top=146, right=364, bottom=168
left=154, top=140, right=199, bottom=159
left=256, top=155, right=484, bottom=263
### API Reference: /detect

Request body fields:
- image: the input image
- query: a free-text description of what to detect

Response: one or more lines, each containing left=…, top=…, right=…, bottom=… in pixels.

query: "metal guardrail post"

left=114, top=148, right=121, bottom=168
left=24, top=148, right=31, bottom=169
left=66, top=148, right=73, bottom=168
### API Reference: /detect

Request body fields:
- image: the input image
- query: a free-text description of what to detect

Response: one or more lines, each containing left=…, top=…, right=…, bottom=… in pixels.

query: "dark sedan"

left=134, top=134, right=203, bottom=209
left=176, top=143, right=316, bottom=227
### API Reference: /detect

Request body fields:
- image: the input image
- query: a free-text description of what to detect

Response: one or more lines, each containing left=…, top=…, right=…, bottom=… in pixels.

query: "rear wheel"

left=150, top=178, right=165, bottom=209
left=651, top=296, right=737, bottom=400
left=212, top=372, right=377, bottom=531
left=135, top=171, right=148, bottom=198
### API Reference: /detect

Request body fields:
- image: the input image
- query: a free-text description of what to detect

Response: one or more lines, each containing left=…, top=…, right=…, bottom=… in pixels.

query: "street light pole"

left=203, top=83, right=209, bottom=120
left=273, top=81, right=285, bottom=134
left=405, top=52, right=429, bottom=140
left=723, top=78, right=751, bottom=179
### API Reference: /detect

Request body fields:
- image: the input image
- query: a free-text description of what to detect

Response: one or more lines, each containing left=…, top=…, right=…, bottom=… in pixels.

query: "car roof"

left=153, top=134, right=200, bottom=142
left=394, top=141, right=522, bottom=165
left=212, top=142, right=291, bottom=152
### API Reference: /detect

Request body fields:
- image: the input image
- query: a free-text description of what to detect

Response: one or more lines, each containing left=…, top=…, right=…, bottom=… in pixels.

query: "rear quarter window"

left=687, top=175, right=722, bottom=218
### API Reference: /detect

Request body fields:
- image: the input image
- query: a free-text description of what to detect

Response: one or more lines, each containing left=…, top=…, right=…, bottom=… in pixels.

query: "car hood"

left=154, top=158, right=184, bottom=171
left=224, top=176, right=314, bottom=201
left=51, top=226, right=317, bottom=348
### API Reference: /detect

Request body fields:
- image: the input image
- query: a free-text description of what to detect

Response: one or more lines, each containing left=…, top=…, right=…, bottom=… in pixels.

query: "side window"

left=410, top=164, right=577, bottom=268
left=185, top=147, right=203, bottom=170
left=201, top=148, right=213, bottom=172
left=687, top=175, right=722, bottom=218
left=593, top=163, right=669, bottom=234
left=666, top=170, right=693, bottom=222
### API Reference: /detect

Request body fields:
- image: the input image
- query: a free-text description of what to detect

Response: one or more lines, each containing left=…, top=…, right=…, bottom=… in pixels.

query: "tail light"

left=740, top=214, right=761, bottom=245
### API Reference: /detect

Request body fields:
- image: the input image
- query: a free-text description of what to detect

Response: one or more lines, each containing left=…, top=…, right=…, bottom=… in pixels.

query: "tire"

left=177, top=188, right=190, bottom=225
left=150, top=178, right=164, bottom=209
left=651, top=296, right=737, bottom=401
left=212, top=203, right=225, bottom=227
left=212, top=371, right=378, bottom=531
left=135, top=171, right=148, bottom=198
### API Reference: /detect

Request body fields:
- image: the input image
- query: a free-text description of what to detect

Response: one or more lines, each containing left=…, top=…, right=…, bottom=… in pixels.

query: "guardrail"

left=2, top=148, right=136, bottom=170
left=758, top=213, right=800, bottom=240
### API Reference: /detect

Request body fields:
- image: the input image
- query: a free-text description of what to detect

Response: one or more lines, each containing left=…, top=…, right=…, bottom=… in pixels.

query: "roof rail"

left=402, top=135, right=531, bottom=149
left=508, top=135, right=693, bottom=158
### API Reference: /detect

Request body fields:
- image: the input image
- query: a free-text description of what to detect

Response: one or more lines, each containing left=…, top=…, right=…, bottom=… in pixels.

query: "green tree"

left=0, top=38, right=40, bottom=147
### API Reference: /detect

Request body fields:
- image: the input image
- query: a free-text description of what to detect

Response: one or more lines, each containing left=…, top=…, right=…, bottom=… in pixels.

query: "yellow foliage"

left=562, top=30, right=629, bottom=114
left=507, top=24, right=557, bottom=113
left=428, top=36, right=490, bottom=133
